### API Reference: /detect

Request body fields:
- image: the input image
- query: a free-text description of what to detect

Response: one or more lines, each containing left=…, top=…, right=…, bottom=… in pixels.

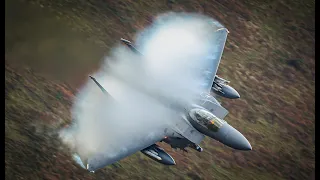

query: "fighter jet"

left=73, top=19, right=251, bottom=173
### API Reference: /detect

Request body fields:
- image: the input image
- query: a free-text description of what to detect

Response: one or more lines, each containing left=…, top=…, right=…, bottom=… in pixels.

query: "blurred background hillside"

left=5, top=0, right=314, bottom=179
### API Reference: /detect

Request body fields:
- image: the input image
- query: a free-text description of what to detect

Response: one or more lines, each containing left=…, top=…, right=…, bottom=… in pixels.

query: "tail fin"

left=89, top=76, right=114, bottom=100
left=120, top=38, right=142, bottom=55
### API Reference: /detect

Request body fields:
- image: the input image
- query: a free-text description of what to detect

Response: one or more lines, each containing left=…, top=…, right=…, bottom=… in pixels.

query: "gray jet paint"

left=72, top=15, right=252, bottom=172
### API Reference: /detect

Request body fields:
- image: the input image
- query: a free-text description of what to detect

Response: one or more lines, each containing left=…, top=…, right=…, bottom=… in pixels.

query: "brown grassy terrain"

left=5, top=0, right=314, bottom=179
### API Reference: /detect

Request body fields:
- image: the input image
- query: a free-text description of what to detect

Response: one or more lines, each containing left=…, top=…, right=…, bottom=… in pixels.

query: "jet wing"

left=198, top=27, right=229, bottom=92
left=85, top=130, right=168, bottom=172
left=135, top=15, right=229, bottom=93
left=85, top=123, right=202, bottom=172
left=76, top=76, right=182, bottom=172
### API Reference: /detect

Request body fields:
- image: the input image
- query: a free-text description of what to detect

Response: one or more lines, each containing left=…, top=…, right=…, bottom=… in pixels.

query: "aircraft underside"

left=69, top=14, right=252, bottom=172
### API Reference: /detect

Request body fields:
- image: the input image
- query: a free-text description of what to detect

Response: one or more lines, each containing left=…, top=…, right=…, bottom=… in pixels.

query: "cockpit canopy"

left=189, top=108, right=226, bottom=132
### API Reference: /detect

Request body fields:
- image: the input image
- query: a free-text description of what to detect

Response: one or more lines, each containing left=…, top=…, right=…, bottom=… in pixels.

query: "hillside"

left=5, top=0, right=314, bottom=179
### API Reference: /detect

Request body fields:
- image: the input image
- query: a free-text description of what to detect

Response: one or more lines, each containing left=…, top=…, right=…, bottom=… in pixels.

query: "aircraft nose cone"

left=217, top=124, right=252, bottom=151
left=226, top=127, right=251, bottom=150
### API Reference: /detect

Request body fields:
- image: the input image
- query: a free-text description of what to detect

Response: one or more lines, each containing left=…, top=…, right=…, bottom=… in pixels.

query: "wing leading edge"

left=201, top=27, right=229, bottom=93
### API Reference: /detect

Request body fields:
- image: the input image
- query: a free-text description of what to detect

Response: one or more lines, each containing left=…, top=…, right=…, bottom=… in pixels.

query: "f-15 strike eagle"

left=70, top=14, right=251, bottom=173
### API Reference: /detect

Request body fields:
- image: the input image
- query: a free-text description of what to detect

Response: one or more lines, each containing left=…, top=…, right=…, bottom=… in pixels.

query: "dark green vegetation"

left=5, top=0, right=314, bottom=179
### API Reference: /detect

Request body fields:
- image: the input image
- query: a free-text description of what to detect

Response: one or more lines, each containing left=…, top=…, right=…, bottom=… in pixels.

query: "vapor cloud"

left=58, top=12, right=226, bottom=169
